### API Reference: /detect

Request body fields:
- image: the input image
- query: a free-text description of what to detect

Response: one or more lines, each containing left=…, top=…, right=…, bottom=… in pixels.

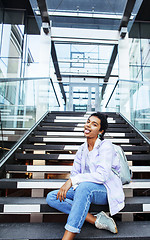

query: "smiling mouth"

left=84, top=129, right=91, bottom=134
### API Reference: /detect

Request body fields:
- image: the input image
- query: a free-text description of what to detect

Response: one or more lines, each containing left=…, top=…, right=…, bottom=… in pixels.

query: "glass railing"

left=105, top=79, right=150, bottom=137
left=0, top=77, right=63, bottom=159
left=0, top=76, right=149, bottom=160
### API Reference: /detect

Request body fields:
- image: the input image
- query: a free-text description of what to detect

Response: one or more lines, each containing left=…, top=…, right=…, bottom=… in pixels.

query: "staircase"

left=0, top=111, right=150, bottom=240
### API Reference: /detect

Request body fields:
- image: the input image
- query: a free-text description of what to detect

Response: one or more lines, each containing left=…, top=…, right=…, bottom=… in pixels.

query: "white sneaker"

left=95, top=211, right=118, bottom=234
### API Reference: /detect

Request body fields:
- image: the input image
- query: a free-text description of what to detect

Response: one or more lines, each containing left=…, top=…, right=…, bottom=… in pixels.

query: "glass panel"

left=56, top=43, right=114, bottom=76
left=0, top=26, right=63, bottom=159
left=0, top=77, right=60, bottom=158
left=126, top=36, right=150, bottom=136
left=0, top=78, right=59, bottom=127
left=46, top=0, right=126, bottom=14
left=105, top=80, right=150, bottom=133
left=0, top=24, right=24, bottom=79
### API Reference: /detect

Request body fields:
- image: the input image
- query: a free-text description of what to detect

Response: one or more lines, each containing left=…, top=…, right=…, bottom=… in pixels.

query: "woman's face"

left=84, top=115, right=103, bottom=139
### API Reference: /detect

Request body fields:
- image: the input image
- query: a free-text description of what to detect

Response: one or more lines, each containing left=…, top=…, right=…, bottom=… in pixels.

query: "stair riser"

left=22, top=144, right=149, bottom=152
left=0, top=203, right=149, bottom=214
left=28, top=137, right=143, bottom=144
left=15, top=153, right=150, bottom=161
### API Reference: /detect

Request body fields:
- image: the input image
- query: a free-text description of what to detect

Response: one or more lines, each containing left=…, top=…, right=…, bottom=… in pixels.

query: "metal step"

left=0, top=196, right=150, bottom=214
left=37, top=126, right=132, bottom=132
left=0, top=221, right=150, bottom=239
left=34, top=131, right=137, bottom=138
left=22, top=144, right=149, bottom=152
left=47, top=112, right=119, bottom=117
left=40, top=122, right=129, bottom=128
left=28, top=137, right=143, bottom=144
left=43, top=118, right=125, bottom=124
left=23, top=144, right=80, bottom=151
left=6, top=165, right=72, bottom=173
left=5, top=165, right=150, bottom=174
left=0, top=179, right=149, bottom=190
left=15, top=153, right=150, bottom=161
left=15, top=153, right=75, bottom=160
left=126, top=154, right=150, bottom=161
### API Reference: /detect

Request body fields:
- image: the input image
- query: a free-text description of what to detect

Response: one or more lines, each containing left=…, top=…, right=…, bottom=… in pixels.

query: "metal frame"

left=105, top=80, right=119, bottom=108
left=61, top=73, right=118, bottom=78
left=35, top=10, right=124, bottom=20
left=36, top=0, right=50, bottom=34
left=119, top=0, right=137, bottom=32
left=51, top=41, right=66, bottom=104
left=101, top=44, right=118, bottom=97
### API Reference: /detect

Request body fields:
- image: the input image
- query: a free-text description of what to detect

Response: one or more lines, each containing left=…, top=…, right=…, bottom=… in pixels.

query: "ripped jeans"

left=46, top=182, right=108, bottom=233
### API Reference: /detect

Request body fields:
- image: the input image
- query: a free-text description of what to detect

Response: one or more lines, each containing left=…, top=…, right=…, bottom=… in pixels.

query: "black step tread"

left=0, top=179, right=149, bottom=190
left=0, top=196, right=149, bottom=213
left=122, top=146, right=149, bottom=152
left=45, top=116, right=121, bottom=121
left=48, top=111, right=118, bottom=116
left=48, top=112, right=87, bottom=116
left=22, top=144, right=149, bottom=152
left=0, top=221, right=150, bottom=240
left=37, top=126, right=132, bottom=132
left=40, top=122, right=130, bottom=128
left=45, top=113, right=119, bottom=117
left=0, top=178, right=65, bottom=189
left=15, top=153, right=74, bottom=160
left=46, top=113, right=119, bottom=117
left=5, top=165, right=150, bottom=173
left=34, top=131, right=137, bottom=138
left=15, top=153, right=150, bottom=161
left=49, top=111, right=116, bottom=114
left=5, top=165, right=72, bottom=172
left=28, top=137, right=143, bottom=144
left=43, top=119, right=126, bottom=124
left=127, top=154, right=150, bottom=161
left=2, top=196, right=149, bottom=204
left=23, top=144, right=70, bottom=151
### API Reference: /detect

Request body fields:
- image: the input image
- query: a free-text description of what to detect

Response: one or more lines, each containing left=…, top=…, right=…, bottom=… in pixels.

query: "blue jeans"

left=46, top=182, right=108, bottom=233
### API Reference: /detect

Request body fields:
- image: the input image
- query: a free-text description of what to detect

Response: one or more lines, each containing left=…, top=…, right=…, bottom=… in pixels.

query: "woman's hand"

left=57, top=178, right=72, bottom=202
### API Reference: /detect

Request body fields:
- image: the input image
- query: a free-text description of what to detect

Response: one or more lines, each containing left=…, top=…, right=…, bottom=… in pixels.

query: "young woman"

left=46, top=112, right=125, bottom=240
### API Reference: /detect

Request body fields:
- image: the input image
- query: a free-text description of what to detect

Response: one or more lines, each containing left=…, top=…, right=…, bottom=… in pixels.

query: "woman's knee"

left=75, top=182, right=91, bottom=196
left=46, top=190, right=58, bottom=206
left=76, top=182, right=91, bottom=190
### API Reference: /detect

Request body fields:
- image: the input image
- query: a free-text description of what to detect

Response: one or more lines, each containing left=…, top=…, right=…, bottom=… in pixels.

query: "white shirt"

left=70, top=138, right=125, bottom=216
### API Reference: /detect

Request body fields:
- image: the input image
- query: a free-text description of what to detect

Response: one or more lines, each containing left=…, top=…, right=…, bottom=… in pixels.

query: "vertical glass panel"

left=23, top=34, right=41, bottom=78
left=0, top=24, right=24, bottom=79
left=0, top=78, right=59, bottom=126
left=127, top=36, right=150, bottom=135
left=129, top=39, right=142, bottom=82
left=105, top=80, right=150, bottom=133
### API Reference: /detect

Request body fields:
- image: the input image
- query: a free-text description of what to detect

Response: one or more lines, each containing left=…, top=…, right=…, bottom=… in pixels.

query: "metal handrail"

left=119, top=112, right=150, bottom=145
left=0, top=111, right=49, bottom=168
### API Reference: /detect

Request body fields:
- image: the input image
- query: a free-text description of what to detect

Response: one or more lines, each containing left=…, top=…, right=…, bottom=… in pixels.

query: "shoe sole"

left=101, top=211, right=118, bottom=234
